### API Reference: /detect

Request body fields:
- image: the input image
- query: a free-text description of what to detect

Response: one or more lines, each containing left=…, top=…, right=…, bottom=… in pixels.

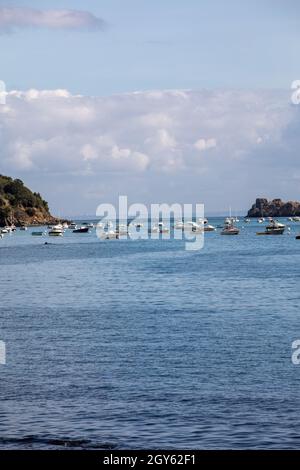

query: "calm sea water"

left=1, top=218, right=300, bottom=449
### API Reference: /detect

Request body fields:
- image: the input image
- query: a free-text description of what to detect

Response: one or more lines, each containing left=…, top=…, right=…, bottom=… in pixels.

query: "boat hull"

left=256, top=229, right=285, bottom=235
left=73, top=227, right=89, bottom=233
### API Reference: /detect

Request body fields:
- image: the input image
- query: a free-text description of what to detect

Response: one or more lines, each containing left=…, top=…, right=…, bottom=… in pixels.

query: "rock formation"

left=247, top=198, right=300, bottom=218
left=0, top=175, right=58, bottom=226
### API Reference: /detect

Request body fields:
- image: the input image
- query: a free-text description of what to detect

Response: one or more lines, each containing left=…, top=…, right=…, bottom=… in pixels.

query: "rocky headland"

left=247, top=198, right=300, bottom=218
left=0, top=175, right=59, bottom=226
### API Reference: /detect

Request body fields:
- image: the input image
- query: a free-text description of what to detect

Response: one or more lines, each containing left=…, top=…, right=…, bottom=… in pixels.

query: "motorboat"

left=82, top=222, right=94, bottom=229
left=244, top=218, right=251, bottom=223
left=204, top=224, right=216, bottom=232
left=174, top=220, right=184, bottom=230
left=73, top=226, right=89, bottom=233
left=100, top=230, right=119, bottom=240
left=20, top=226, right=28, bottom=231
left=49, top=225, right=64, bottom=236
left=32, top=231, right=45, bottom=236
left=69, top=222, right=77, bottom=229
left=4, top=226, right=14, bottom=233
left=256, top=219, right=285, bottom=235
left=257, top=217, right=265, bottom=224
left=221, top=225, right=240, bottom=235
left=221, top=217, right=240, bottom=235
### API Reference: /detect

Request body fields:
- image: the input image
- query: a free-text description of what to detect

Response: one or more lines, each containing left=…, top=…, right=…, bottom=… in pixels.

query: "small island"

left=0, top=175, right=58, bottom=227
left=247, top=198, right=300, bottom=218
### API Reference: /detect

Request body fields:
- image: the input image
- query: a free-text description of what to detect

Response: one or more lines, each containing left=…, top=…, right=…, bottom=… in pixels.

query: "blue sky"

left=1, top=0, right=299, bottom=94
left=0, top=1, right=299, bottom=215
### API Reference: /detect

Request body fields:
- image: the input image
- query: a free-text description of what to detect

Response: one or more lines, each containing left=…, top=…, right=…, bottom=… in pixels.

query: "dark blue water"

left=1, top=219, right=300, bottom=449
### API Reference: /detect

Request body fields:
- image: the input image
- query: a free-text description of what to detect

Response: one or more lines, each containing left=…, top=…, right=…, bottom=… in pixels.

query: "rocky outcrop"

left=247, top=198, right=300, bottom=218
left=0, top=175, right=58, bottom=226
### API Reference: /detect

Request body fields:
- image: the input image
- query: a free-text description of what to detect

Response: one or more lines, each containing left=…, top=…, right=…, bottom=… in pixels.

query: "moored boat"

left=73, top=226, right=89, bottom=233
left=32, top=231, right=45, bottom=236
left=256, top=219, right=285, bottom=235
left=221, top=225, right=240, bottom=235
left=49, top=225, right=64, bottom=236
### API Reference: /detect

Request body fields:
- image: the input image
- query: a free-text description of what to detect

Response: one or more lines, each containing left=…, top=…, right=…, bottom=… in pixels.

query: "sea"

left=1, top=217, right=300, bottom=449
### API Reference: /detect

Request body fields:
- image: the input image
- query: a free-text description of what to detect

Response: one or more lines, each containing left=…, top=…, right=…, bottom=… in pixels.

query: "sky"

left=0, top=0, right=299, bottom=215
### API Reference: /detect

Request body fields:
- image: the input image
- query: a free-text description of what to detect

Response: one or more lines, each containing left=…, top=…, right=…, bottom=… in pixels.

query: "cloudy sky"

left=0, top=0, right=299, bottom=215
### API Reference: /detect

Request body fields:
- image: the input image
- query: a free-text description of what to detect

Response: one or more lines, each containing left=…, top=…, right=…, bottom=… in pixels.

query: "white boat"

left=69, top=222, right=77, bottom=229
left=174, top=220, right=184, bottom=230
left=82, top=222, right=94, bottom=229
left=4, top=226, right=14, bottom=233
left=48, top=225, right=64, bottom=236
left=100, top=230, right=119, bottom=240
left=20, top=226, right=28, bottom=231
left=204, top=224, right=216, bottom=232
left=256, top=219, right=285, bottom=235
left=149, top=222, right=170, bottom=234
left=257, top=217, right=265, bottom=223
left=224, top=217, right=234, bottom=225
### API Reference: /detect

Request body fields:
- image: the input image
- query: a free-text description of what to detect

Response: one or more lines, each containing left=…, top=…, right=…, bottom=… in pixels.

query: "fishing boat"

left=256, top=219, right=285, bottom=235
left=73, top=226, right=89, bottom=233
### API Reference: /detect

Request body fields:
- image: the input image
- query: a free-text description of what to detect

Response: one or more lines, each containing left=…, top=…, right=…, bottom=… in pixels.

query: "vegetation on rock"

left=0, top=175, right=56, bottom=226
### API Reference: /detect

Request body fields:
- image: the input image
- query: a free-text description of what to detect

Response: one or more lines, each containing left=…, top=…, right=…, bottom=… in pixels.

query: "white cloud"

left=0, top=7, right=106, bottom=33
left=194, top=138, right=217, bottom=151
left=0, top=87, right=298, bottom=212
